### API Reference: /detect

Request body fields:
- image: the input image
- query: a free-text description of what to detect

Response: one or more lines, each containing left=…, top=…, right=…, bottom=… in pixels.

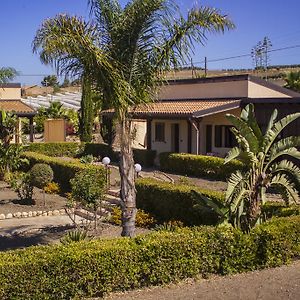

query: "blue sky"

left=0, top=0, right=299, bottom=85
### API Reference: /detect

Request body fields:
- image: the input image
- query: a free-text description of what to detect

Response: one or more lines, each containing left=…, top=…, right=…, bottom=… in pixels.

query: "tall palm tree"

left=225, top=104, right=300, bottom=231
left=0, top=67, right=17, bottom=84
left=33, top=0, right=234, bottom=237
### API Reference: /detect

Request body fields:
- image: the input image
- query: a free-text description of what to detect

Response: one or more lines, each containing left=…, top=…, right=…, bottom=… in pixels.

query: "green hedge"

left=0, top=216, right=299, bottom=299
left=22, top=152, right=106, bottom=192
left=133, top=149, right=156, bottom=168
left=136, top=178, right=225, bottom=225
left=262, top=202, right=300, bottom=219
left=26, top=142, right=156, bottom=167
left=159, top=152, right=244, bottom=181
left=25, top=142, right=82, bottom=157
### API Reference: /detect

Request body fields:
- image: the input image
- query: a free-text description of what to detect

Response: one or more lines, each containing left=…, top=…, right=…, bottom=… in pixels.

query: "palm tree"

left=284, top=71, right=300, bottom=92
left=32, top=0, right=234, bottom=237
left=0, top=67, right=17, bottom=84
left=225, top=104, right=300, bottom=231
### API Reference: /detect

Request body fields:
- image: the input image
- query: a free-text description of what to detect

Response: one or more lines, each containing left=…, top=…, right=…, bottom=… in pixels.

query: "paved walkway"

left=105, top=260, right=300, bottom=300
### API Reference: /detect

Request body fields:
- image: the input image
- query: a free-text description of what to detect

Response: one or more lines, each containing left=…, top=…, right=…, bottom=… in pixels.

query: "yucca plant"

left=60, top=230, right=88, bottom=245
left=225, top=104, right=300, bottom=231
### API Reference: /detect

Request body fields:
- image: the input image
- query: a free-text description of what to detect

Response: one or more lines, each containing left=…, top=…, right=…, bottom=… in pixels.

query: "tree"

left=284, top=71, right=300, bottom=92
left=32, top=0, right=234, bottom=237
left=41, top=75, right=59, bottom=87
left=251, top=37, right=272, bottom=72
left=225, top=104, right=300, bottom=231
left=0, top=67, right=17, bottom=84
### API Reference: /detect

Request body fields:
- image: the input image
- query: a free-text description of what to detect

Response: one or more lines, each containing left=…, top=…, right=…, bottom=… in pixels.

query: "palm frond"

left=226, top=114, right=260, bottom=153
left=270, top=160, right=300, bottom=186
left=270, top=173, right=299, bottom=204
left=263, top=112, right=300, bottom=153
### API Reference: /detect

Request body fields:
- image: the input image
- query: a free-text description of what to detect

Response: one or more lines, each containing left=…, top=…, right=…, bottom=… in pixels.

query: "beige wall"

left=0, top=87, right=21, bottom=99
left=248, top=81, right=290, bottom=98
left=151, top=119, right=188, bottom=154
left=131, top=120, right=147, bottom=149
left=158, top=81, right=248, bottom=99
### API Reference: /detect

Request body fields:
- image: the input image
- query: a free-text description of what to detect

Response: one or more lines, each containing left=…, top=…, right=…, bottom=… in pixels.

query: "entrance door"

left=171, top=123, right=180, bottom=153
left=206, top=125, right=212, bottom=153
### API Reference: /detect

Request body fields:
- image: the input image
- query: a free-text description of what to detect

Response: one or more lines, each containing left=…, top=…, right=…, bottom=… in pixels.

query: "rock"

left=42, top=212, right=48, bottom=216
left=0, top=214, right=5, bottom=220
left=32, top=211, right=37, bottom=217
left=37, top=211, right=43, bottom=216
left=14, top=212, right=22, bottom=218
left=6, top=213, right=13, bottom=219
left=21, top=212, right=28, bottom=218
left=59, top=208, right=66, bottom=215
left=47, top=211, right=53, bottom=216
left=53, top=210, right=60, bottom=216
left=28, top=211, right=33, bottom=217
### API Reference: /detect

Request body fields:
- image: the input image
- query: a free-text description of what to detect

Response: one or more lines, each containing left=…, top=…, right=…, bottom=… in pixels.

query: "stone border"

left=0, top=208, right=67, bottom=221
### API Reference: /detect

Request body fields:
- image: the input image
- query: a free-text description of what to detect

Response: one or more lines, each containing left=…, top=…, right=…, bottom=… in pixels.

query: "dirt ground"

left=0, top=181, right=67, bottom=215
left=104, top=260, right=300, bottom=300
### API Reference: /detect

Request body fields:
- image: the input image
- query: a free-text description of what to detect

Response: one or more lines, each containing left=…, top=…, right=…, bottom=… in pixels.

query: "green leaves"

left=0, top=67, right=18, bottom=84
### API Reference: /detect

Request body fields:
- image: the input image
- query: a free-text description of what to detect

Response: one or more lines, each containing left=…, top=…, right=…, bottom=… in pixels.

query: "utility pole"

left=204, top=56, right=207, bottom=77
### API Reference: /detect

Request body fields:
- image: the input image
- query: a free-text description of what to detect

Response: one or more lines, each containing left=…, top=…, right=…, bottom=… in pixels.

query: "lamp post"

left=33, top=121, right=36, bottom=142
left=102, top=156, right=111, bottom=188
left=134, top=163, right=142, bottom=178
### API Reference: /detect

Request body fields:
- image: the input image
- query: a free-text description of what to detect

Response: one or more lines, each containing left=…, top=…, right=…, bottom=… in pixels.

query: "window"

left=155, top=122, right=165, bottom=142
left=214, top=125, right=223, bottom=148
left=224, top=126, right=236, bottom=148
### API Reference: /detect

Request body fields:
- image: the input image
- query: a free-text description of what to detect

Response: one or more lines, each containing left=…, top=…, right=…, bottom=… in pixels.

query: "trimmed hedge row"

left=136, top=179, right=300, bottom=226
left=159, top=152, right=244, bottom=181
left=22, top=152, right=106, bottom=192
left=0, top=216, right=299, bottom=299
left=136, top=178, right=225, bottom=225
left=25, top=142, right=83, bottom=158
left=26, top=142, right=157, bottom=167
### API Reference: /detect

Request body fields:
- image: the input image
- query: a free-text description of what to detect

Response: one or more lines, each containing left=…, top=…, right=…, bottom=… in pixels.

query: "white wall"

left=151, top=119, right=188, bottom=154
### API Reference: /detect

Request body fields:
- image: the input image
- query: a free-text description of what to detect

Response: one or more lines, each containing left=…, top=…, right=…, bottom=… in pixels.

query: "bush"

left=82, top=143, right=118, bottom=161
left=0, top=216, right=299, bottom=299
left=111, top=207, right=157, bottom=228
left=25, top=142, right=82, bottom=157
left=159, top=152, right=244, bottom=181
left=133, top=149, right=156, bottom=168
left=262, top=202, right=300, bottom=219
left=29, top=163, right=54, bottom=189
left=136, top=178, right=225, bottom=226
left=10, top=172, right=34, bottom=205
left=44, top=182, right=61, bottom=194
left=22, top=152, right=106, bottom=192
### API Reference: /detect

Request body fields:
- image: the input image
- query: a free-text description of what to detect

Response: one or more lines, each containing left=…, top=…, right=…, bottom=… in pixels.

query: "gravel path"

left=105, top=260, right=300, bottom=300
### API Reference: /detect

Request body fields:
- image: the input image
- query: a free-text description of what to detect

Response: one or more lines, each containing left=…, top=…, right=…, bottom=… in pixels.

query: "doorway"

left=171, top=123, right=180, bottom=153
left=206, top=125, right=212, bottom=153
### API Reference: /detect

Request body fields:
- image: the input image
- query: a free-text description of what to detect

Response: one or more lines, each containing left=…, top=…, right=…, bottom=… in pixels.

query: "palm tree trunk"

left=119, top=118, right=137, bottom=237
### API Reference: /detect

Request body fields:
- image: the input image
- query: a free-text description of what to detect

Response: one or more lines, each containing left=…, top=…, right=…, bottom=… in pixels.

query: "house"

left=0, top=83, right=36, bottom=142
left=103, top=74, right=300, bottom=157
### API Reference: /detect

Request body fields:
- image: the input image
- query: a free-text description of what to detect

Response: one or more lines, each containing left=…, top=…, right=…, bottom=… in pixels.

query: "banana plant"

left=191, top=190, right=230, bottom=226
left=225, top=104, right=300, bottom=231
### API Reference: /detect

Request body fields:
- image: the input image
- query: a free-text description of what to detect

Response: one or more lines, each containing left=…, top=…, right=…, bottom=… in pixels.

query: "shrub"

left=159, top=152, right=244, bottom=181
left=82, top=143, right=118, bottom=161
left=111, top=207, right=157, bottom=228
left=10, top=172, right=34, bottom=205
left=79, top=154, right=94, bottom=164
left=0, top=216, right=299, bottom=299
left=262, top=202, right=300, bottom=219
left=29, top=163, right=54, bottom=189
left=25, top=142, right=83, bottom=157
left=133, top=149, right=156, bottom=168
left=136, top=178, right=225, bottom=226
left=44, top=182, right=61, bottom=194
left=60, top=230, right=88, bottom=245
left=22, top=152, right=106, bottom=192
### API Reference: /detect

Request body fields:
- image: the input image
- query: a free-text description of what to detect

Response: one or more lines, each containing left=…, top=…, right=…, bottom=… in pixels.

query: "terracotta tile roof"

left=103, top=99, right=241, bottom=118
left=0, top=100, right=36, bottom=115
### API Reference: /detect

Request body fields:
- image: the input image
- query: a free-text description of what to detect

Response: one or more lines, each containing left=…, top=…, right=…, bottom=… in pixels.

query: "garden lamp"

left=134, top=163, right=142, bottom=178
left=102, top=156, right=110, bottom=187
